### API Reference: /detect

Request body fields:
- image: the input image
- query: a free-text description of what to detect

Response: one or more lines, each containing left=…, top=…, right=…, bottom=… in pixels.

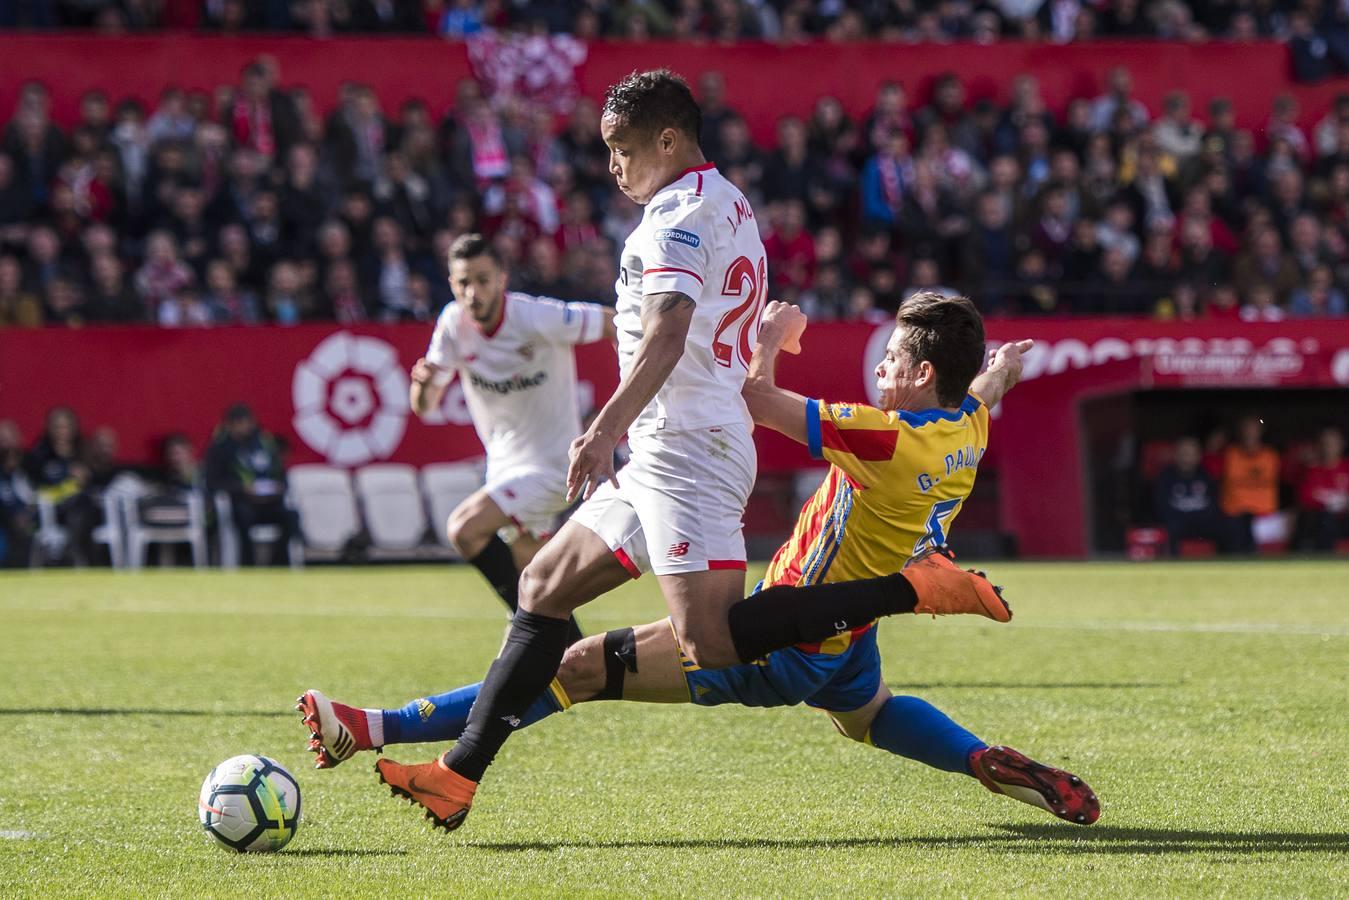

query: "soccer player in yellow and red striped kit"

left=301, top=291, right=1100, bottom=829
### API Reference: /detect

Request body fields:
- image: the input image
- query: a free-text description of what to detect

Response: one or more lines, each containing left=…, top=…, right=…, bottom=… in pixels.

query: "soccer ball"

left=198, top=755, right=302, bottom=852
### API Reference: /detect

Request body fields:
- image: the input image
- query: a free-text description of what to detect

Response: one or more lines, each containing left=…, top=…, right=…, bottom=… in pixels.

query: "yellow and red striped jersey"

left=762, top=393, right=990, bottom=653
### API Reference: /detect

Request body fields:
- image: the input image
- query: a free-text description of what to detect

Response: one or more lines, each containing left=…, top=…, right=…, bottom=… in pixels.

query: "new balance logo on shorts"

left=667, top=542, right=690, bottom=559
left=501, top=714, right=522, bottom=727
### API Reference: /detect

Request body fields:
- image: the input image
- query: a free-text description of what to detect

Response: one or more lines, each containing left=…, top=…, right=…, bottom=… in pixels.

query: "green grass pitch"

left=1, top=562, right=1346, bottom=897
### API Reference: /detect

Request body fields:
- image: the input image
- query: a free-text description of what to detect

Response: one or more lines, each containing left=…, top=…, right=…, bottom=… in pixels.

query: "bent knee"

left=675, top=625, right=737, bottom=670
left=556, top=636, right=606, bottom=701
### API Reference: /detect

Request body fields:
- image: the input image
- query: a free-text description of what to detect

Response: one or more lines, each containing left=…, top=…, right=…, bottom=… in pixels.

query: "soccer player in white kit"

left=409, top=233, right=615, bottom=644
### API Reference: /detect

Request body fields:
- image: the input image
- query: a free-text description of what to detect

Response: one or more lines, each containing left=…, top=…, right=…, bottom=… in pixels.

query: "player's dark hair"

left=602, top=69, right=701, bottom=142
left=894, top=291, right=986, bottom=407
left=448, top=232, right=501, bottom=267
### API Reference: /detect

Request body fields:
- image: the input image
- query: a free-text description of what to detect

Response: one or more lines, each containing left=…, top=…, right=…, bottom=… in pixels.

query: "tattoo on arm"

left=645, top=291, right=696, bottom=315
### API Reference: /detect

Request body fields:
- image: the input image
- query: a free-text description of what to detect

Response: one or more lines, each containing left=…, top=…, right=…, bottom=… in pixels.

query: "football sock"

left=468, top=535, right=521, bottom=613
left=380, top=682, right=563, bottom=745
left=866, top=695, right=987, bottom=776
left=442, top=608, right=572, bottom=782
left=726, top=574, right=918, bottom=663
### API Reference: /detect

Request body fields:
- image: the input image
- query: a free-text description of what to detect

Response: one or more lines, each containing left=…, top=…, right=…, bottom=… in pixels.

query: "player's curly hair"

left=602, top=69, right=702, bottom=142
left=895, top=292, right=986, bottom=407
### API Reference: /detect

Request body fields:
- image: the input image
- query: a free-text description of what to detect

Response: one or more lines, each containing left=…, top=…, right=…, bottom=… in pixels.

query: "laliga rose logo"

left=292, top=332, right=409, bottom=466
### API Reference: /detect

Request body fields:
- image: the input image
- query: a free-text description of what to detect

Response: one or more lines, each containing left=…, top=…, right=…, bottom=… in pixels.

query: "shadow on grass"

left=0, top=708, right=293, bottom=717
left=283, top=848, right=409, bottom=858
left=470, top=825, right=1348, bottom=855
left=885, top=682, right=1178, bottom=690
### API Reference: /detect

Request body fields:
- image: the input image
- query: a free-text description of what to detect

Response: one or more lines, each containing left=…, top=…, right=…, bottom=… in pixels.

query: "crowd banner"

left=4, top=320, right=1348, bottom=558
left=4, top=36, right=1349, bottom=144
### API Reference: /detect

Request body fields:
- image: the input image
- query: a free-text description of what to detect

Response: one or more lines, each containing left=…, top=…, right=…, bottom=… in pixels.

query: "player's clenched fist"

left=566, top=429, right=619, bottom=502
left=409, top=357, right=440, bottom=385
left=758, top=300, right=805, bottom=355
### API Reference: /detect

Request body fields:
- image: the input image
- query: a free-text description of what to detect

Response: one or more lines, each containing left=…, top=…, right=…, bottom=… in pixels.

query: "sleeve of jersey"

left=528, top=297, right=608, bottom=345
left=640, top=201, right=711, bottom=300
left=805, top=399, right=901, bottom=487
left=424, top=314, right=459, bottom=386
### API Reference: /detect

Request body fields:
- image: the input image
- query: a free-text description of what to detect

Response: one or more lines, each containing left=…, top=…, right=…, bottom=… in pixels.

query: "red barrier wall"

left=4, top=36, right=1349, bottom=143
left=4, top=320, right=1349, bottom=557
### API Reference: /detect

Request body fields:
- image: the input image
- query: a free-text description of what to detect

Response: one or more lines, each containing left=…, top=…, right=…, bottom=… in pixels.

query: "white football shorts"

left=570, top=423, right=756, bottom=577
left=485, top=466, right=571, bottom=540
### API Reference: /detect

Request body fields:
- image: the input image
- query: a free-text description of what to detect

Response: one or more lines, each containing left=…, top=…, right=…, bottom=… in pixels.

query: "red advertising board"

left=3, top=319, right=1349, bottom=557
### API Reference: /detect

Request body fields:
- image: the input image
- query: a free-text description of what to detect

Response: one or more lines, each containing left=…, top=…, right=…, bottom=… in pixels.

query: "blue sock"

left=866, top=695, right=987, bottom=775
left=381, top=682, right=563, bottom=745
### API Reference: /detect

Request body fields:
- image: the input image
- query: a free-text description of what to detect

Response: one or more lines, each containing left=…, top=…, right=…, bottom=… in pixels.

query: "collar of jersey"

left=676, top=161, right=717, bottom=180
left=894, top=394, right=980, bottom=426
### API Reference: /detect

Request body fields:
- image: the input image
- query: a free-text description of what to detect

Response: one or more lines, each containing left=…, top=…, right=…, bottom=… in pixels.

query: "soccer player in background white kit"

left=410, top=234, right=615, bottom=642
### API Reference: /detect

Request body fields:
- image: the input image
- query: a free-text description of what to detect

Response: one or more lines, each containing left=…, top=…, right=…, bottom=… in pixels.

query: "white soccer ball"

left=198, top=755, right=302, bottom=852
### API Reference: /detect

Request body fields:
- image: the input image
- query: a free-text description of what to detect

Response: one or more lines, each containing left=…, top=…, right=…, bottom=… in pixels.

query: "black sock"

left=468, top=535, right=520, bottom=613
left=443, top=609, right=572, bottom=782
left=468, top=536, right=584, bottom=644
left=726, top=573, right=917, bottom=663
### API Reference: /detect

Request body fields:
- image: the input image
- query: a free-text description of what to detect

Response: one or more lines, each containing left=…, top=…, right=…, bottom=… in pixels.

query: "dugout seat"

left=32, top=478, right=129, bottom=569
left=284, top=464, right=360, bottom=561
left=116, top=474, right=209, bottom=570
left=355, top=463, right=429, bottom=554
left=419, top=461, right=485, bottom=555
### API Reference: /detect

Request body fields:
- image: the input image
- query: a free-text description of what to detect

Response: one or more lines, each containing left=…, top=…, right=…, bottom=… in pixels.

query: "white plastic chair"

left=355, top=464, right=428, bottom=552
left=419, top=461, right=485, bottom=553
left=33, top=486, right=125, bottom=569
left=124, top=483, right=208, bottom=570
left=287, top=464, right=361, bottom=557
left=216, top=489, right=305, bottom=570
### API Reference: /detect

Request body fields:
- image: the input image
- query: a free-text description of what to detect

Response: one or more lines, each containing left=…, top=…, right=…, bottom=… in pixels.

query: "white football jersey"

left=425, top=292, right=607, bottom=477
left=615, top=163, right=767, bottom=435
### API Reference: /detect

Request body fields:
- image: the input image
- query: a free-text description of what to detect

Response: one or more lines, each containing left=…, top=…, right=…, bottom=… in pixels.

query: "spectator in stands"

left=24, top=406, right=97, bottom=565
left=1220, top=415, right=1281, bottom=552
left=0, top=253, right=41, bottom=327
left=135, top=230, right=193, bottom=322
left=203, top=258, right=261, bottom=325
left=1240, top=281, right=1286, bottom=321
left=205, top=403, right=298, bottom=566
left=85, top=252, right=142, bottom=323
left=1295, top=427, right=1349, bottom=550
left=1288, top=264, right=1348, bottom=317
left=0, top=419, right=35, bottom=568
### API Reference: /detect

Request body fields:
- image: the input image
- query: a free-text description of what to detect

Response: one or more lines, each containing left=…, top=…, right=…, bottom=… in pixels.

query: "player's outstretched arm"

left=566, top=292, right=695, bottom=501
left=743, top=300, right=809, bottom=445
left=968, top=339, right=1034, bottom=409
left=409, top=357, right=450, bottom=416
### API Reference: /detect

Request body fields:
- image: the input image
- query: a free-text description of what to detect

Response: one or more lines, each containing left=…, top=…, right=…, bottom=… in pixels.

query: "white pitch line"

left=0, top=830, right=45, bottom=840
left=1, top=601, right=1345, bottom=636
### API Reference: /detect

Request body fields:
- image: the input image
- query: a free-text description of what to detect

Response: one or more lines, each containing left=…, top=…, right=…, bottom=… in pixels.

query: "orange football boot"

left=375, top=756, right=477, bottom=832
left=903, top=547, right=1012, bottom=622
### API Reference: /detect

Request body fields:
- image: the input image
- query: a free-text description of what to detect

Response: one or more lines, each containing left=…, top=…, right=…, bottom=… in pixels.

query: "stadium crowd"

left=5, top=54, right=1349, bottom=329
left=5, top=0, right=1349, bottom=49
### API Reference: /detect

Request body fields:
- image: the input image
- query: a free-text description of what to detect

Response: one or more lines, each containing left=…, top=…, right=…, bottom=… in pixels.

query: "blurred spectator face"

left=29, top=227, right=60, bottom=265
left=219, top=224, right=249, bottom=258
left=976, top=193, right=1007, bottom=229
left=1207, top=284, right=1237, bottom=311
left=989, top=155, right=1019, bottom=190
left=80, top=91, right=110, bottom=129
left=1102, top=248, right=1132, bottom=280
left=875, top=82, right=906, bottom=116
left=1108, top=66, right=1133, bottom=98
left=147, top=232, right=177, bottom=265
left=1246, top=282, right=1276, bottom=311
left=777, top=117, right=807, bottom=155
left=1066, top=99, right=1091, bottom=132
left=848, top=286, right=876, bottom=318
left=83, top=223, right=116, bottom=258
left=934, top=75, right=965, bottom=114
left=1274, top=168, right=1302, bottom=206
left=47, top=279, right=82, bottom=317
left=164, top=436, right=195, bottom=475
left=1320, top=428, right=1345, bottom=464
left=373, top=217, right=401, bottom=253
left=815, top=227, right=842, bottom=261
left=1175, top=437, right=1201, bottom=473
left=318, top=221, right=351, bottom=258
left=288, top=144, right=317, bottom=183
left=910, top=258, right=940, bottom=288
left=781, top=200, right=806, bottom=235
left=1181, top=219, right=1211, bottom=251
left=92, top=254, right=122, bottom=290
left=699, top=71, right=726, bottom=110
left=1051, top=153, right=1079, bottom=185
left=251, top=191, right=278, bottom=223
left=46, top=407, right=79, bottom=448
left=528, top=238, right=561, bottom=279
left=1164, top=91, right=1190, bottom=122
left=1230, top=130, right=1254, bottom=161
left=1043, top=189, right=1069, bottom=221
left=342, top=191, right=373, bottom=226
left=326, top=260, right=356, bottom=295
left=449, top=250, right=509, bottom=327
left=174, top=187, right=205, bottom=223
left=813, top=96, right=843, bottom=133
left=1291, top=215, right=1320, bottom=252
left=1308, top=264, right=1334, bottom=296
left=206, top=260, right=236, bottom=294
left=226, top=409, right=256, bottom=442
left=1237, top=415, right=1264, bottom=449
left=1173, top=282, right=1199, bottom=318
left=88, top=427, right=118, bottom=465
left=270, top=262, right=299, bottom=295
left=0, top=257, right=20, bottom=294
left=1229, top=11, right=1256, bottom=40
left=0, top=420, right=20, bottom=456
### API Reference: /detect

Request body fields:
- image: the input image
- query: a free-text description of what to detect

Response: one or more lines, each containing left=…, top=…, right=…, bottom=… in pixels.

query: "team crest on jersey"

left=517, top=343, right=535, bottom=360
left=654, top=228, right=701, bottom=248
